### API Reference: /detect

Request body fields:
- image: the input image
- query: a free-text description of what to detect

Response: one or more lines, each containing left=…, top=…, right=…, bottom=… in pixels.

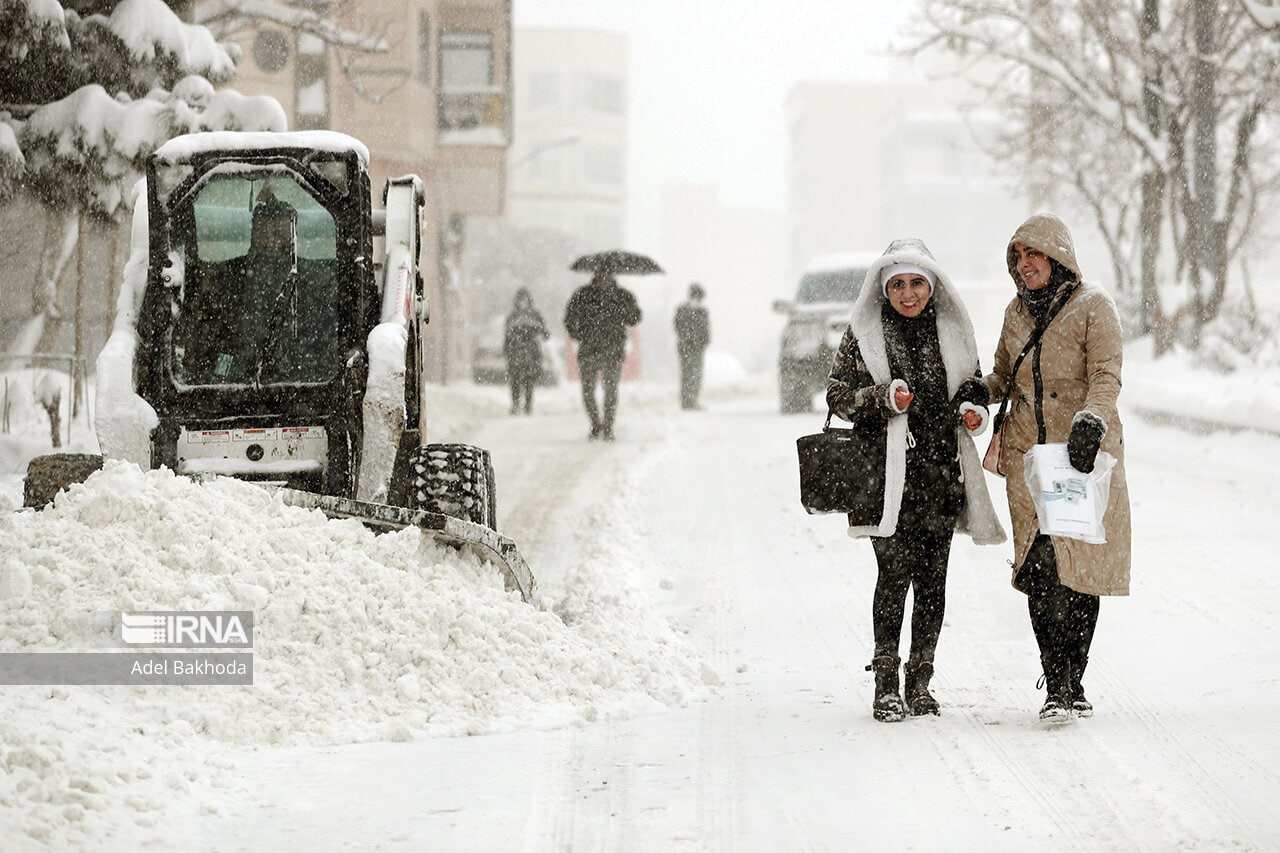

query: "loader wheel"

left=409, top=444, right=497, bottom=531
left=23, top=453, right=104, bottom=509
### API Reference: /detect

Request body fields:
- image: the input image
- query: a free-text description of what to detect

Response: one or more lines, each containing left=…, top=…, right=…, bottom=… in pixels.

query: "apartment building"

left=506, top=28, right=628, bottom=263
left=785, top=80, right=1022, bottom=286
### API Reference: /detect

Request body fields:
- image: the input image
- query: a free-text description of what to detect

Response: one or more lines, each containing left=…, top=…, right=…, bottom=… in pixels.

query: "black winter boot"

left=1037, top=654, right=1073, bottom=723
left=866, top=655, right=904, bottom=723
left=903, top=659, right=940, bottom=716
left=1070, top=653, right=1093, bottom=718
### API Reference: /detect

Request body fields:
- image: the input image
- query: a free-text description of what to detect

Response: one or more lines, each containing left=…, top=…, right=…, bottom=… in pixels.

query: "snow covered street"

left=156, top=381, right=1280, bottom=852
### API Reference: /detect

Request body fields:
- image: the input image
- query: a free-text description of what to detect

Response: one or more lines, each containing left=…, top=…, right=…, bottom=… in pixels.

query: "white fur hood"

left=843, top=238, right=1006, bottom=546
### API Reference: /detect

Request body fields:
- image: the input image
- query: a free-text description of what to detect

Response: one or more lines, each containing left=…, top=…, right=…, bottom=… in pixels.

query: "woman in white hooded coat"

left=826, top=239, right=1005, bottom=722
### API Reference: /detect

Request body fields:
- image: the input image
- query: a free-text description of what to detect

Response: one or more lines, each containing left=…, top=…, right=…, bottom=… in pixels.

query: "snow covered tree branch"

left=195, top=0, right=388, bottom=53
left=904, top=0, right=1280, bottom=353
left=1240, top=0, right=1280, bottom=28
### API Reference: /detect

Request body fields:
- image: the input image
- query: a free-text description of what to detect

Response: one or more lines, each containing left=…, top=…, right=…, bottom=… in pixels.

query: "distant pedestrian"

left=564, top=271, right=642, bottom=440
left=826, top=238, right=1005, bottom=723
left=674, top=283, right=710, bottom=410
left=503, top=288, right=550, bottom=415
left=982, top=213, right=1131, bottom=723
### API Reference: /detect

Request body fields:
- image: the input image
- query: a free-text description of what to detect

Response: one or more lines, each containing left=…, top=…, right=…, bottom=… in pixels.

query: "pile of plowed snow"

left=0, top=462, right=703, bottom=849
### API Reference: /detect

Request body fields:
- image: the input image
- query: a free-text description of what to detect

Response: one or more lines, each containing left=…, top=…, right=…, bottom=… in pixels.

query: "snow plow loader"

left=22, top=131, right=535, bottom=602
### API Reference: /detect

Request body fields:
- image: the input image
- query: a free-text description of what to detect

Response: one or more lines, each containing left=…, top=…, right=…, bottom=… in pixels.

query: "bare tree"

left=906, top=0, right=1280, bottom=354
left=195, top=0, right=408, bottom=105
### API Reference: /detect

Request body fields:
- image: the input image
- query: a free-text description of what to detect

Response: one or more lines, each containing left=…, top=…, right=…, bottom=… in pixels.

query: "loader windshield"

left=170, top=170, right=342, bottom=386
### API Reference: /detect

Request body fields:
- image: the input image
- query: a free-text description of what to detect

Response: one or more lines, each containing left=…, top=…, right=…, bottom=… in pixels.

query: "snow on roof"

left=155, top=130, right=370, bottom=166
left=803, top=252, right=882, bottom=274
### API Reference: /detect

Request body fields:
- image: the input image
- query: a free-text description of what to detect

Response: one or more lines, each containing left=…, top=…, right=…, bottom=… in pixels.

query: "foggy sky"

left=513, top=1, right=917, bottom=239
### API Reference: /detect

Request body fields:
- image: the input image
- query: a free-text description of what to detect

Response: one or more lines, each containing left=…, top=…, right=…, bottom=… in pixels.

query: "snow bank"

left=1124, top=337, right=1280, bottom=434
left=0, top=462, right=702, bottom=846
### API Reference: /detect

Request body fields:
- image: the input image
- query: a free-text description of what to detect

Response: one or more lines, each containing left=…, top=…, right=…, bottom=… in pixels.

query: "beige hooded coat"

left=984, top=215, right=1132, bottom=596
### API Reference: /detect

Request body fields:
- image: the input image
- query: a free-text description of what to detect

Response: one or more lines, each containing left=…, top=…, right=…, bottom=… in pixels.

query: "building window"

left=253, top=29, right=289, bottom=74
left=438, top=30, right=501, bottom=133
left=583, top=145, right=623, bottom=186
left=440, top=31, right=493, bottom=90
left=417, top=12, right=431, bottom=84
left=295, top=32, right=329, bottom=129
left=527, top=146, right=561, bottom=183
left=529, top=72, right=559, bottom=110
left=582, top=74, right=624, bottom=115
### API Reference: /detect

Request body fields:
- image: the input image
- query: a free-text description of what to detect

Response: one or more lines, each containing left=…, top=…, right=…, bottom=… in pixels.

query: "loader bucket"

left=275, top=488, right=536, bottom=603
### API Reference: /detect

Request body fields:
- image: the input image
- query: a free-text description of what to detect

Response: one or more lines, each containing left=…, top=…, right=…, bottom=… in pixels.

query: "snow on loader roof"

left=155, top=130, right=370, bottom=165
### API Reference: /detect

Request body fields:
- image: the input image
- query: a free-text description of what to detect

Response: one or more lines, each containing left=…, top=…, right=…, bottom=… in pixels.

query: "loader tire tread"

left=23, top=453, right=105, bottom=509
left=409, top=443, right=497, bottom=531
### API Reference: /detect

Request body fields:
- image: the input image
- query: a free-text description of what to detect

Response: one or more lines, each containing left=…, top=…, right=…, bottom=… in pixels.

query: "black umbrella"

left=570, top=250, right=664, bottom=275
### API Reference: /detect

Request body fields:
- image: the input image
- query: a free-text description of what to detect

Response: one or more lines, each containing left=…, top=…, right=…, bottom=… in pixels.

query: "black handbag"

left=796, top=409, right=887, bottom=525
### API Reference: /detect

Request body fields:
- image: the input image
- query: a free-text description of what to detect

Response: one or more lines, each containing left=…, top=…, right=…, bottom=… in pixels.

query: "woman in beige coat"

left=981, top=214, right=1131, bottom=722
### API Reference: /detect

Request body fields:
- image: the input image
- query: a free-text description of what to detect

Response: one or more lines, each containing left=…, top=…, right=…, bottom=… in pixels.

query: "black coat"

left=826, top=303, right=966, bottom=533
left=674, top=301, right=710, bottom=352
left=564, top=282, right=642, bottom=361
left=504, top=306, right=550, bottom=381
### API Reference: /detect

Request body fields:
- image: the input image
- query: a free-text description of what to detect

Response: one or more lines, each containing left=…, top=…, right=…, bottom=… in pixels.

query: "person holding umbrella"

left=564, top=251, right=655, bottom=440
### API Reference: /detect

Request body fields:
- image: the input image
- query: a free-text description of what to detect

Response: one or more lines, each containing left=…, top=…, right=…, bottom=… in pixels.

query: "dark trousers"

left=870, top=523, right=955, bottom=664
left=678, top=345, right=705, bottom=409
left=509, top=375, right=534, bottom=414
left=578, top=353, right=622, bottom=429
left=1021, top=534, right=1100, bottom=686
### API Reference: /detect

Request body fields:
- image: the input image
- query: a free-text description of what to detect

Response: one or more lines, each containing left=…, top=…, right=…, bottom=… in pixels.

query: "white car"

left=772, top=253, right=877, bottom=413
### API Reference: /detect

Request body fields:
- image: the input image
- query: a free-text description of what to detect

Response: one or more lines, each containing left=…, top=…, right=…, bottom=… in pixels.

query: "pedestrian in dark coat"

left=503, top=288, right=550, bottom=415
left=564, top=271, right=642, bottom=440
left=981, top=213, right=1131, bottom=723
left=826, top=238, right=1005, bottom=723
left=674, top=283, right=710, bottom=410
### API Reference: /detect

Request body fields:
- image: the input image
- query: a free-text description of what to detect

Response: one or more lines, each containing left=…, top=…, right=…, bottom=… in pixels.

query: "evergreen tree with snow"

left=0, top=0, right=286, bottom=215
left=0, top=0, right=287, bottom=359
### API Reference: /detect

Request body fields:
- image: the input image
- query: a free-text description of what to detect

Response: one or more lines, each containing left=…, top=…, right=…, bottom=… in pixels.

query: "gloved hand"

left=951, top=378, right=990, bottom=409
left=1068, top=413, right=1105, bottom=473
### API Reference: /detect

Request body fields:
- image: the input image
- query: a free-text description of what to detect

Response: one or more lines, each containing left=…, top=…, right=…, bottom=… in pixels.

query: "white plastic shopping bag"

left=1022, top=443, right=1117, bottom=544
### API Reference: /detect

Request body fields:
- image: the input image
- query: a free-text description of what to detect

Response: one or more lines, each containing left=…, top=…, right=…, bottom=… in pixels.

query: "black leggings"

left=1022, top=535, right=1100, bottom=663
left=870, top=523, right=955, bottom=663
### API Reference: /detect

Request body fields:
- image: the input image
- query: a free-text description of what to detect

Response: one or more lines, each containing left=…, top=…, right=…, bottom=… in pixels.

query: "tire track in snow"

left=1085, top=666, right=1266, bottom=849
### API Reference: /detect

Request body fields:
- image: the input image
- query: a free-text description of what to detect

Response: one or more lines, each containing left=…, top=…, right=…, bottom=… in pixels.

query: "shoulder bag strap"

left=990, top=283, right=1078, bottom=434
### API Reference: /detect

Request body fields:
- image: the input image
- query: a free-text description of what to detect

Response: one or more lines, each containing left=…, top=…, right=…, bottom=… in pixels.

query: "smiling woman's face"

left=1012, top=242, right=1053, bottom=291
left=886, top=274, right=932, bottom=318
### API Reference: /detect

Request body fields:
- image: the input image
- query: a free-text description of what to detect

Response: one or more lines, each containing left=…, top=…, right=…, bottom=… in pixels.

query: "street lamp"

left=507, top=131, right=582, bottom=173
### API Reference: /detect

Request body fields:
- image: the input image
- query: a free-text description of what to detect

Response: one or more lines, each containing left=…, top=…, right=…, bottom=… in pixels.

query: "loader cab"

left=136, top=136, right=377, bottom=495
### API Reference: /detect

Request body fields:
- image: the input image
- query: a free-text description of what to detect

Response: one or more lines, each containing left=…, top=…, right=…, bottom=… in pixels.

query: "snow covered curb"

left=0, top=462, right=704, bottom=847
